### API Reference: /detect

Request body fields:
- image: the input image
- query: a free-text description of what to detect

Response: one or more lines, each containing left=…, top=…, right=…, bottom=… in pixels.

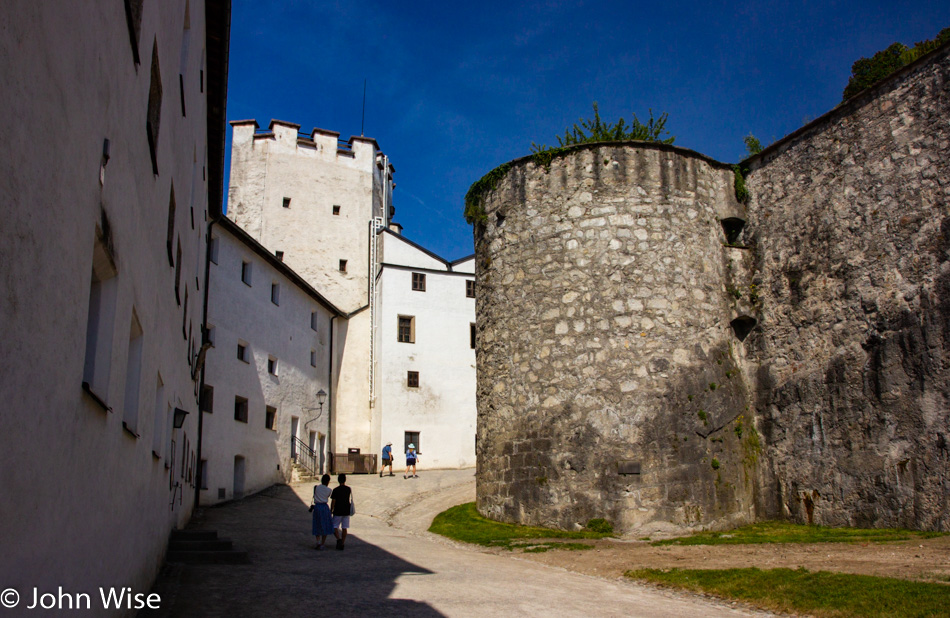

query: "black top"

left=330, top=485, right=352, bottom=516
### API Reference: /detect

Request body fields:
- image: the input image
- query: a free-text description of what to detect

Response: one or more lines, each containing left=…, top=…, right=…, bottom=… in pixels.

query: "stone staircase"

left=165, top=529, right=248, bottom=564
left=291, top=461, right=319, bottom=484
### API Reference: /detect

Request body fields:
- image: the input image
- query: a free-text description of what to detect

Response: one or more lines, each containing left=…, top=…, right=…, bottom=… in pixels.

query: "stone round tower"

left=471, top=142, right=760, bottom=534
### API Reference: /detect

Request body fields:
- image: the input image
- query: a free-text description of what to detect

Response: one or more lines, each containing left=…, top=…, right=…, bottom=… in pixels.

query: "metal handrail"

left=292, top=436, right=319, bottom=478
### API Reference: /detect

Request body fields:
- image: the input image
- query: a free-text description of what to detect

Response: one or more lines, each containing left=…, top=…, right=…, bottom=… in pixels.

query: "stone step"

left=170, top=529, right=218, bottom=541
left=168, top=538, right=234, bottom=552
left=165, top=549, right=249, bottom=565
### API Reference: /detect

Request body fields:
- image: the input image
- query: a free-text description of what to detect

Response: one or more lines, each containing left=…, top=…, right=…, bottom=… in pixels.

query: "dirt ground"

left=510, top=534, right=950, bottom=584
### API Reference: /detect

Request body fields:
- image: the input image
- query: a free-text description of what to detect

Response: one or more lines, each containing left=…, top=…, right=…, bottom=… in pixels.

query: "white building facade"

left=201, top=217, right=343, bottom=505
left=375, top=231, right=477, bottom=469
left=225, top=119, right=476, bottom=471
left=0, top=0, right=229, bottom=604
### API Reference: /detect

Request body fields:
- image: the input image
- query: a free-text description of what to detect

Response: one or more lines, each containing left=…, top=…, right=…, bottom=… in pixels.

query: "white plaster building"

left=201, top=217, right=343, bottom=505
left=227, top=120, right=393, bottom=458
left=225, top=120, right=476, bottom=471
left=0, top=0, right=229, bottom=604
left=374, top=231, right=477, bottom=469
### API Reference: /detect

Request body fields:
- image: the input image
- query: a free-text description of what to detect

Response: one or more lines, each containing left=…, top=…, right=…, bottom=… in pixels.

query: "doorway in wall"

left=290, top=416, right=299, bottom=460
left=233, top=455, right=246, bottom=500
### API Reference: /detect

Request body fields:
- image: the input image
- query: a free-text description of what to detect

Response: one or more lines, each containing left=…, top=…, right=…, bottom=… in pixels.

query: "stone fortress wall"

left=744, top=42, right=950, bottom=530
left=473, top=42, right=950, bottom=533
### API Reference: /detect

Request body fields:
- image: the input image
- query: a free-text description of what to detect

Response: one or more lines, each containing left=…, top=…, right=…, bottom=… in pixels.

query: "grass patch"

left=652, top=520, right=946, bottom=546
left=626, top=567, right=950, bottom=618
left=429, top=502, right=610, bottom=549
left=512, top=541, right=594, bottom=554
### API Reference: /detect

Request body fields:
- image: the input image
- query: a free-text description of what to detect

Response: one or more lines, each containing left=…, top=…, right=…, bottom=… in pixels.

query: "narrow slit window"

left=265, top=406, right=277, bottom=430
left=267, top=356, right=278, bottom=376
left=146, top=39, right=162, bottom=175
left=339, top=259, right=347, bottom=273
left=241, top=261, right=252, bottom=286
left=466, top=280, right=475, bottom=298
left=470, top=323, right=476, bottom=349
left=83, top=231, right=119, bottom=405
left=271, top=283, right=280, bottom=305
left=122, top=310, right=144, bottom=435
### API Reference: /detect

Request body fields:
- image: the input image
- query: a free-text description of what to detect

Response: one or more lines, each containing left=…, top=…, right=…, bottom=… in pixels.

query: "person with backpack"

left=380, top=441, right=394, bottom=477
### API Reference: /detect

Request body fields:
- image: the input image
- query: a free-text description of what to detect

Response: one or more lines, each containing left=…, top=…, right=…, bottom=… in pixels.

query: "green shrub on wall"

left=842, top=27, right=950, bottom=101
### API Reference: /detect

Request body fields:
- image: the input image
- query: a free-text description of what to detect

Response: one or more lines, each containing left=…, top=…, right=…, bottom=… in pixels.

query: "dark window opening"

left=466, top=280, right=475, bottom=298
left=407, top=371, right=419, bottom=388
left=174, top=239, right=182, bottom=305
left=470, top=323, right=476, bottom=349
left=332, top=205, right=341, bottom=216
left=179, top=74, right=186, bottom=117
left=200, top=384, right=214, bottom=413
left=265, top=406, right=277, bottom=430
left=275, top=250, right=284, bottom=261
left=234, top=396, right=248, bottom=423
left=146, top=39, right=162, bottom=175
left=339, top=259, right=347, bottom=273
left=730, top=315, right=757, bottom=342
left=282, top=197, right=291, bottom=208
left=123, top=0, right=144, bottom=65
left=404, top=432, right=420, bottom=455
left=398, top=316, right=415, bottom=343
left=720, top=217, right=746, bottom=244
left=166, top=185, right=176, bottom=266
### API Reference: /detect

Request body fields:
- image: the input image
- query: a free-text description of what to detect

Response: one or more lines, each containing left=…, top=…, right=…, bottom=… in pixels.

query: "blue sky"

left=225, top=0, right=950, bottom=260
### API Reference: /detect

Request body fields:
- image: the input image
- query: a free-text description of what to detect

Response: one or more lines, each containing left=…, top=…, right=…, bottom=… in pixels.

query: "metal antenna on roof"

left=361, top=79, right=367, bottom=136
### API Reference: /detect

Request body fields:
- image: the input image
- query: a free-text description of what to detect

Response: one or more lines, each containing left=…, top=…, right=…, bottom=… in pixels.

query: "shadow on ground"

left=142, top=484, right=442, bottom=617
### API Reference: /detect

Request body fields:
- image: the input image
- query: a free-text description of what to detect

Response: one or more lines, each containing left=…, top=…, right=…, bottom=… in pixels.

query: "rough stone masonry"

left=472, top=42, right=950, bottom=534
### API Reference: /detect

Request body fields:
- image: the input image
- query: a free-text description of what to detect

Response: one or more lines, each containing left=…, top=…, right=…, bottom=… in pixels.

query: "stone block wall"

left=745, top=45, right=950, bottom=530
left=473, top=143, right=762, bottom=533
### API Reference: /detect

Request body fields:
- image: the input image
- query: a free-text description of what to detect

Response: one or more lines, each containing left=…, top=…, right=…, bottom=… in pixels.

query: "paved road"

left=147, top=469, right=769, bottom=617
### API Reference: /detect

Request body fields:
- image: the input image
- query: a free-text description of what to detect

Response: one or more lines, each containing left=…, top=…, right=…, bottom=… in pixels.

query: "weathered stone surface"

left=473, top=44, right=950, bottom=534
left=745, top=44, right=950, bottom=531
left=473, top=143, right=760, bottom=533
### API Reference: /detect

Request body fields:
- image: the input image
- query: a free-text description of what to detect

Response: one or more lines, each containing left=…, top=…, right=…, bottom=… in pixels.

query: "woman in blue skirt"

left=312, top=474, right=334, bottom=549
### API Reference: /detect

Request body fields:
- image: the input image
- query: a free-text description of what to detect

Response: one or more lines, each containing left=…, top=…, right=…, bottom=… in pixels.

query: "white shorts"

left=332, top=515, right=350, bottom=529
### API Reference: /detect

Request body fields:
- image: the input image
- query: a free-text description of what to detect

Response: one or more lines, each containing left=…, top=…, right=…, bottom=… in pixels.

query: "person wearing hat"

left=380, top=441, right=394, bottom=477
left=404, top=443, right=419, bottom=479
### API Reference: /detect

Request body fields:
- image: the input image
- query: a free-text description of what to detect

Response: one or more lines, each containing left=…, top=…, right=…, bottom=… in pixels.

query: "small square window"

left=412, top=272, right=426, bottom=292
left=275, top=250, right=284, bottom=261
left=332, top=205, right=341, bottom=216
left=310, top=349, right=317, bottom=367
left=310, top=311, right=318, bottom=331
left=241, top=261, right=252, bottom=286
left=470, top=323, right=476, bottom=349
left=407, top=371, right=419, bottom=388
left=237, top=341, right=249, bottom=363
left=466, top=280, right=475, bottom=298
left=339, top=259, right=347, bottom=273
left=267, top=356, right=278, bottom=376
left=398, top=316, right=415, bottom=343
left=271, top=283, right=280, bottom=305
left=282, top=197, right=291, bottom=208
left=265, top=405, right=277, bottom=430
left=404, top=431, right=420, bottom=455
left=234, top=396, right=248, bottom=423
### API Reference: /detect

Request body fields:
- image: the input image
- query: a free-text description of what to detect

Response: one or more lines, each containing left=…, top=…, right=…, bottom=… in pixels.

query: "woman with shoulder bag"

left=311, top=474, right=334, bottom=550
